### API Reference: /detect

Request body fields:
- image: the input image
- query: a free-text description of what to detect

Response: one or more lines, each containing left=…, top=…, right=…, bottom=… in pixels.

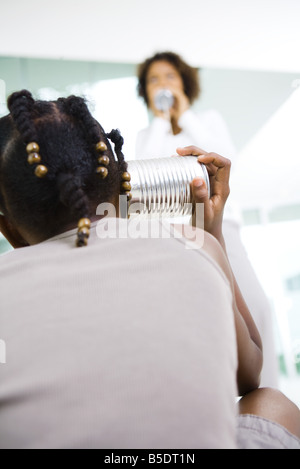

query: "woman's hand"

left=176, top=146, right=231, bottom=242
left=148, top=87, right=190, bottom=122
left=147, top=88, right=170, bottom=120
left=169, top=88, right=189, bottom=122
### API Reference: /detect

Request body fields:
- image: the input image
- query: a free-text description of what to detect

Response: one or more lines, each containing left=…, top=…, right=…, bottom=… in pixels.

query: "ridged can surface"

left=127, top=156, right=210, bottom=217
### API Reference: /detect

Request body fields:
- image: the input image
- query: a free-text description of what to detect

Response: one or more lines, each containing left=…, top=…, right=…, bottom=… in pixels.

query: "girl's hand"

left=176, top=146, right=231, bottom=241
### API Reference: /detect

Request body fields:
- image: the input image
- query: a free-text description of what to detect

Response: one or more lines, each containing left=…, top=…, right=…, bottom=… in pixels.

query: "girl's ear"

left=0, top=215, right=29, bottom=249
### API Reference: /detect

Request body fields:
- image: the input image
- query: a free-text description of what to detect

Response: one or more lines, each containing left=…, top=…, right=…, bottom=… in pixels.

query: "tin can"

left=127, top=156, right=210, bottom=217
left=154, top=89, right=174, bottom=112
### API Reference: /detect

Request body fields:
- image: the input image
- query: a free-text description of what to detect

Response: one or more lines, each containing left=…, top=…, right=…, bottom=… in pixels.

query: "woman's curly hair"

left=137, top=51, right=201, bottom=106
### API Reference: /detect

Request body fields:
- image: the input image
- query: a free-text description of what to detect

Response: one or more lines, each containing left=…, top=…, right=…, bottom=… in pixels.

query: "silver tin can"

left=154, top=89, right=174, bottom=112
left=127, top=156, right=210, bottom=217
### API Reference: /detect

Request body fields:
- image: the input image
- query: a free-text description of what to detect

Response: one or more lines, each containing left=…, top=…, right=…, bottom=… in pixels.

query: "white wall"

left=1, top=0, right=300, bottom=72
left=197, top=68, right=298, bottom=151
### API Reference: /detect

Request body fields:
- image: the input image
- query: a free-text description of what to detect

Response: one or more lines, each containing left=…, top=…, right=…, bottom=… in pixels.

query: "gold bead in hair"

left=78, top=218, right=91, bottom=230
left=26, top=141, right=48, bottom=178
left=34, top=165, right=48, bottom=178
left=96, top=166, right=108, bottom=179
left=122, top=172, right=131, bottom=182
left=78, top=226, right=90, bottom=237
left=121, top=181, right=131, bottom=192
left=98, top=155, right=109, bottom=166
left=27, top=153, right=41, bottom=165
left=95, top=141, right=108, bottom=153
left=76, top=218, right=91, bottom=247
left=121, top=172, right=132, bottom=201
left=26, top=142, right=40, bottom=154
left=96, top=141, right=109, bottom=178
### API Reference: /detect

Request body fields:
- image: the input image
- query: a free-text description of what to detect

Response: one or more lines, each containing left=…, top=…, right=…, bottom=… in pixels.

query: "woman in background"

left=136, top=51, right=279, bottom=388
left=136, top=51, right=236, bottom=160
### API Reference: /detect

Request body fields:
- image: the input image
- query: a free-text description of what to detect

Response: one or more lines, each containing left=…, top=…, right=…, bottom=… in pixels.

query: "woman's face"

left=146, top=60, right=184, bottom=109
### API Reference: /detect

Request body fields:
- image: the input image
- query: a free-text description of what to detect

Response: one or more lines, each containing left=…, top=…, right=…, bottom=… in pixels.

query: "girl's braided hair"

left=0, top=90, right=128, bottom=246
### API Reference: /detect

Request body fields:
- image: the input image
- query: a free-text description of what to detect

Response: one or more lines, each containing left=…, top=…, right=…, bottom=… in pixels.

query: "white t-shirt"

left=135, top=109, right=237, bottom=162
left=0, top=219, right=238, bottom=449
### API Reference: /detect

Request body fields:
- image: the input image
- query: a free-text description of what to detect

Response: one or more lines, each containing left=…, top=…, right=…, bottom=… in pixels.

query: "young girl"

left=0, top=90, right=298, bottom=449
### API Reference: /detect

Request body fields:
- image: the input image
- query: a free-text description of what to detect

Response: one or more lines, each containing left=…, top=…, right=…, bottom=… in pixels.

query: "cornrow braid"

left=57, top=173, right=90, bottom=247
left=59, top=96, right=127, bottom=174
left=7, top=90, right=38, bottom=143
left=106, top=129, right=127, bottom=174
left=57, top=96, right=110, bottom=246
left=58, top=96, right=102, bottom=144
left=60, top=98, right=131, bottom=229
left=106, top=129, right=124, bottom=152
left=106, top=129, right=132, bottom=207
left=7, top=90, right=48, bottom=179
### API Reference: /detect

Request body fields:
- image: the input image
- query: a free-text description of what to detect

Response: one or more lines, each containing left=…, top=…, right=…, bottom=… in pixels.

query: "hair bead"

left=26, top=141, right=48, bottom=178
left=78, top=226, right=90, bottom=237
left=78, top=218, right=91, bottom=230
left=26, top=142, right=40, bottom=154
left=76, top=217, right=91, bottom=247
left=95, top=141, right=109, bottom=178
left=34, top=165, right=48, bottom=178
left=122, top=172, right=131, bottom=182
left=96, top=166, right=108, bottom=179
left=121, top=181, right=131, bottom=192
left=121, top=171, right=132, bottom=202
left=27, top=153, right=41, bottom=165
left=95, top=141, right=108, bottom=153
left=98, top=155, right=110, bottom=166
